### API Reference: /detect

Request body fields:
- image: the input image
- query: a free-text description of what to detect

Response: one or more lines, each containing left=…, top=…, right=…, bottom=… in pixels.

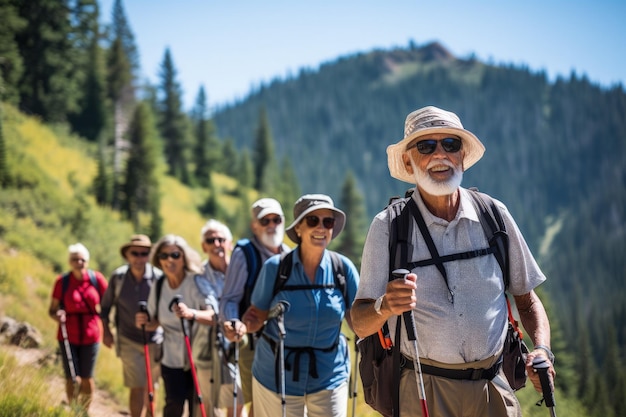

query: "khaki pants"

left=252, top=377, right=348, bottom=417
left=238, top=337, right=255, bottom=405
left=398, top=356, right=521, bottom=417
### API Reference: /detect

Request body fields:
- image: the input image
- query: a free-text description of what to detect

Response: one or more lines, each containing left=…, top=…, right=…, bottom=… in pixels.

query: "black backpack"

left=358, top=188, right=516, bottom=417
left=234, top=239, right=263, bottom=317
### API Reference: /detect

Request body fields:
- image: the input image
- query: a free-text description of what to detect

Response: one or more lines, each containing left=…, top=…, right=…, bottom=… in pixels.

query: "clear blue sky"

left=100, top=0, right=625, bottom=110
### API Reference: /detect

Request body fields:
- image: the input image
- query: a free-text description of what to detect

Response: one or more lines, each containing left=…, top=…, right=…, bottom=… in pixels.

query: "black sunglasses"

left=157, top=251, right=182, bottom=260
left=413, top=137, right=462, bottom=155
left=259, top=216, right=283, bottom=227
left=304, top=215, right=336, bottom=229
left=205, top=237, right=226, bottom=245
left=130, top=251, right=150, bottom=257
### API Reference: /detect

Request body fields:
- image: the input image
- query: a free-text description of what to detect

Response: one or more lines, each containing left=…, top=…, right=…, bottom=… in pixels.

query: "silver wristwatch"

left=374, top=295, right=385, bottom=315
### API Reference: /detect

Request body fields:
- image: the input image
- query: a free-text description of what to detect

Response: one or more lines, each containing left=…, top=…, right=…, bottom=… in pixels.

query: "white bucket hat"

left=386, top=106, right=485, bottom=183
left=285, top=194, right=346, bottom=244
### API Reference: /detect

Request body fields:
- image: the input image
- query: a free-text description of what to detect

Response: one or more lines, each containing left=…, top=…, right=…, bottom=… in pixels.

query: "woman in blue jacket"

left=242, top=194, right=359, bottom=417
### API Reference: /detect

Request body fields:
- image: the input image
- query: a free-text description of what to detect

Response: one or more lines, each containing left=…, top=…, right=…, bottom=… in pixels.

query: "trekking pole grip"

left=533, top=356, right=555, bottom=408
left=138, top=301, right=151, bottom=321
left=392, top=269, right=417, bottom=340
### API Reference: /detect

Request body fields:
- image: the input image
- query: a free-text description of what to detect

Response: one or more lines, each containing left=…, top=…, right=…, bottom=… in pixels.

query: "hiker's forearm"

left=515, top=291, right=551, bottom=347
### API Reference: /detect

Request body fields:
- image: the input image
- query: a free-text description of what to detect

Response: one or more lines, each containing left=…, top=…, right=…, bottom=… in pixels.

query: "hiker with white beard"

left=220, top=198, right=291, bottom=416
left=351, top=106, right=556, bottom=417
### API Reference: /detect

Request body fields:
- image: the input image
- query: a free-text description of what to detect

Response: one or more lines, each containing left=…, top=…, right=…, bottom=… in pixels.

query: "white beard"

left=260, top=224, right=285, bottom=249
left=410, top=158, right=463, bottom=196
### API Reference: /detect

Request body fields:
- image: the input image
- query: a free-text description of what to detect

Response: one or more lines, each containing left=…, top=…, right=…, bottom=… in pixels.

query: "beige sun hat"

left=386, top=106, right=485, bottom=183
left=120, top=234, right=152, bottom=258
left=285, top=194, right=346, bottom=244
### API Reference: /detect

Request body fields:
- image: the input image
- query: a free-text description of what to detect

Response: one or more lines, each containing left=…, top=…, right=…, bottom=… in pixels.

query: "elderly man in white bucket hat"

left=352, top=106, right=555, bottom=417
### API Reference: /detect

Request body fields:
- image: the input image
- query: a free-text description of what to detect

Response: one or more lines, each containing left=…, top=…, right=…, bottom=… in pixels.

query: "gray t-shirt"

left=100, top=264, right=162, bottom=345
left=147, top=271, right=216, bottom=369
left=356, top=187, right=545, bottom=364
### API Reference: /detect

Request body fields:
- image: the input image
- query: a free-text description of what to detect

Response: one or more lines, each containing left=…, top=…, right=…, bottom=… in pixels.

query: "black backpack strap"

left=406, top=198, right=454, bottom=303
left=60, top=272, right=71, bottom=309
left=274, top=250, right=348, bottom=308
left=236, top=239, right=263, bottom=317
left=154, top=275, right=165, bottom=321
left=328, top=250, right=347, bottom=307
left=273, top=251, right=294, bottom=296
left=387, top=193, right=413, bottom=417
left=467, top=189, right=510, bottom=289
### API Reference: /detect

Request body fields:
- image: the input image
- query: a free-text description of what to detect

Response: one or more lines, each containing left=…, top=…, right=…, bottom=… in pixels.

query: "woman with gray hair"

left=48, top=243, right=108, bottom=412
left=135, top=234, right=218, bottom=417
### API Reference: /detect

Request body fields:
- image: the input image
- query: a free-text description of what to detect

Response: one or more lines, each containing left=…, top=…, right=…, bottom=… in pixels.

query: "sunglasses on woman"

left=304, top=215, right=335, bottom=229
left=412, top=137, right=462, bottom=154
left=259, top=216, right=283, bottom=227
left=157, top=251, right=182, bottom=260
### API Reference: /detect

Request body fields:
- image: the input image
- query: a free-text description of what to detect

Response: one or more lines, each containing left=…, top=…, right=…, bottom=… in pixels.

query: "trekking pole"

left=59, top=310, right=78, bottom=401
left=169, top=295, right=207, bottom=417
left=268, top=300, right=290, bottom=417
left=393, top=269, right=430, bottom=417
left=229, top=319, right=241, bottom=414
left=533, top=356, right=557, bottom=417
left=138, top=301, right=155, bottom=417
left=351, top=335, right=359, bottom=417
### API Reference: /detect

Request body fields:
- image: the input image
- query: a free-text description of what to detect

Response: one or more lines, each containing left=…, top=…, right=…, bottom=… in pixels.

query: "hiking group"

left=48, top=105, right=556, bottom=417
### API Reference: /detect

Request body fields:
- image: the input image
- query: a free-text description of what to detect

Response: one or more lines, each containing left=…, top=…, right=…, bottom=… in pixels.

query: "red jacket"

left=53, top=270, right=108, bottom=345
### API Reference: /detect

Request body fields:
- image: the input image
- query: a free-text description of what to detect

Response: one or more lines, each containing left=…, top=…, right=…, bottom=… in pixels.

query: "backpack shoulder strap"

left=236, top=238, right=263, bottom=286
left=386, top=191, right=413, bottom=417
left=154, top=275, right=165, bottom=321
left=272, top=250, right=348, bottom=306
left=467, top=189, right=510, bottom=289
left=60, top=272, right=71, bottom=309
left=273, top=250, right=294, bottom=297
left=236, top=238, right=263, bottom=316
left=328, top=250, right=347, bottom=305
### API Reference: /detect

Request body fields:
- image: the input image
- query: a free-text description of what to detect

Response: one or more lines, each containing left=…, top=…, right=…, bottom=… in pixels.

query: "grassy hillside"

left=0, top=103, right=249, bottom=410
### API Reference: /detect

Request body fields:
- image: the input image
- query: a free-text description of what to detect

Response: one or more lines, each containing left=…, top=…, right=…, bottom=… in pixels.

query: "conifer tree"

left=221, top=137, right=239, bottom=177
left=0, top=1, right=25, bottom=105
left=277, top=155, right=301, bottom=211
left=15, top=0, right=81, bottom=121
left=122, top=102, right=160, bottom=229
left=237, top=149, right=254, bottom=192
left=148, top=192, right=163, bottom=242
left=158, top=48, right=189, bottom=182
left=252, top=106, right=279, bottom=194
left=109, top=0, right=140, bottom=77
left=191, top=86, right=221, bottom=187
left=69, top=0, right=108, bottom=142
left=93, top=137, right=112, bottom=205
left=334, top=171, right=367, bottom=268
left=106, top=0, right=139, bottom=207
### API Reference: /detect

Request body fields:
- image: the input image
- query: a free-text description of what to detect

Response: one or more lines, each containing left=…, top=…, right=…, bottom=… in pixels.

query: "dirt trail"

left=5, top=345, right=130, bottom=416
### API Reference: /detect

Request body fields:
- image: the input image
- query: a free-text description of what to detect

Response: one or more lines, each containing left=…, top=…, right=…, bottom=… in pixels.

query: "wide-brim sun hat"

left=286, top=194, right=346, bottom=244
left=120, top=234, right=152, bottom=258
left=386, top=105, right=485, bottom=184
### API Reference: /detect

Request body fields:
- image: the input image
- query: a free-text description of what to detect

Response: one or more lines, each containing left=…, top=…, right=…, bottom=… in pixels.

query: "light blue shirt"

left=251, top=248, right=359, bottom=395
